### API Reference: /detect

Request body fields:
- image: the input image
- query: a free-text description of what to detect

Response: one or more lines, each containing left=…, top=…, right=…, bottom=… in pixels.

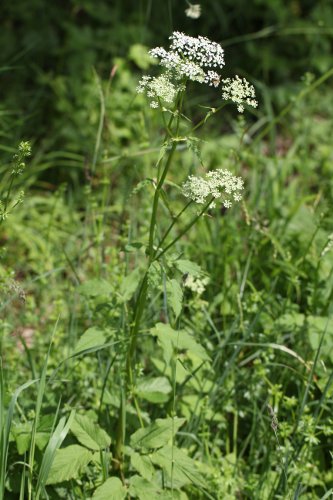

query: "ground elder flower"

left=221, top=75, right=258, bottom=113
left=149, top=31, right=225, bottom=87
left=185, top=3, right=201, bottom=19
left=182, top=169, right=244, bottom=208
left=136, top=74, right=178, bottom=108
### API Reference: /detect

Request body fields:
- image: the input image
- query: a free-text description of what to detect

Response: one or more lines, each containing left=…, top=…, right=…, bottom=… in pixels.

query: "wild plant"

left=0, top=141, right=31, bottom=226
left=110, top=31, right=257, bottom=486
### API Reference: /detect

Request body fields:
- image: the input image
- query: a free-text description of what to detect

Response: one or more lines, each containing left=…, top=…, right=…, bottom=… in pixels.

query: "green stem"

left=155, top=200, right=193, bottom=257
left=3, top=174, right=15, bottom=214
left=153, top=199, right=213, bottom=262
left=115, top=88, right=187, bottom=463
left=148, top=142, right=177, bottom=261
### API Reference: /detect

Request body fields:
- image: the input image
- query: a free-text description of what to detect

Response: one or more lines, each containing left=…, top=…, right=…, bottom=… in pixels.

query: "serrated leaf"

left=150, top=323, right=210, bottom=365
left=166, top=279, right=183, bottom=318
left=74, top=327, right=107, bottom=355
left=46, top=445, right=92, bottom=484
left=136, top=377, right=172, bottom=403
left=151, top=445, right=206, bottom=489
left=92, top=476, right=127, bottom=500
left=174, top=259, right=202, bottom=277
left=130, top=417, right=185, bottom=450
left=71, top=414, right=111, bottom=450
left=130, top=451, right=155, bottom=480
left=78, top=279, right=113, bottom=297
left=119, top=267, right=142, bottom=302
left=129, top=475, right=163, bottom=498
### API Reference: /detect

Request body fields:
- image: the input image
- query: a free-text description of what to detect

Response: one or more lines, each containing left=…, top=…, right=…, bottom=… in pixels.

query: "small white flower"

left=185, top=3, right=201, bottom=19
left=222, top=75, right=258, bottom=112
left=182, top=168, right=244, bottom=208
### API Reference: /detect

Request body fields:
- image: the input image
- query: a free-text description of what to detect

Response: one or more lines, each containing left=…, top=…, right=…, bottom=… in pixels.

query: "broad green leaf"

left=166, top=279, right=183, bottom=318
left=128, top=475, right=163, bottom=498
left=136, top=377, right=172, bottom=404
left=119, top=267, right=143, bottom=302
left=130, top=451, right=155, bottom=480
left=46, top=445, right=92, bottom=484
left=130, top=417, right=185, bottom=450
left=71, top=414, right=111, bottom=450
left=151, top=445, right=206, bottom=489
left=92, top=476, right=127, bottom=500
left=78, top=279, right=113, bottom=297
left=150, top=323, right=210, bottom=365
left=174, top=259, right=202, bottom=277
left=74, top=327, right=107, bottom=355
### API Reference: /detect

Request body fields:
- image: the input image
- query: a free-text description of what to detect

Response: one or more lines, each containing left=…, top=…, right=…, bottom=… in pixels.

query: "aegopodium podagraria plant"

left=116, top=31, right=257, bottom=471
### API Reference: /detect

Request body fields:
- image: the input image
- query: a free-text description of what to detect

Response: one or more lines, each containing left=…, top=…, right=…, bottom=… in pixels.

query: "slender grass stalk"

left=27, top=320, right=58, bottom=500
left=0, top=359, right=38, bottom=500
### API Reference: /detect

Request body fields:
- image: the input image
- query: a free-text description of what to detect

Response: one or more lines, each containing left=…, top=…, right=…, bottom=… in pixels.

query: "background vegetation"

left=1, top=0, right=333, bottom=498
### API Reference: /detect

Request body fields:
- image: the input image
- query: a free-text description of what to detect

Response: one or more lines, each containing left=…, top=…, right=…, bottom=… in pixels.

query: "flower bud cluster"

left=221, top=75, right=258, bottom=113
left=182, top=169, right=244, bottom=208
left=136, top=74, right=180, bottom=108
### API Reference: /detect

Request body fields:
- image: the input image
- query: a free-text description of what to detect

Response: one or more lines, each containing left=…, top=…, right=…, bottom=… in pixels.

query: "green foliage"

left=1, top=3, right=333, bottom=499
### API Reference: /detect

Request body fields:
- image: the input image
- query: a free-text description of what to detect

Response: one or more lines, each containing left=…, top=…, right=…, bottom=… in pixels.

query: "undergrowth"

left=1, top=26, right=333, bottom=500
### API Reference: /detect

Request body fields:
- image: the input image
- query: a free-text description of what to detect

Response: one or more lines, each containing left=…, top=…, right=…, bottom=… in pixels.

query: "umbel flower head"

left=182, top=169, right=244, bottom=208
left=221, top=75, right=258, bottom=113
left=136, top=74, right=180, bottom=108
left=149, top=31, right=224, bottom=87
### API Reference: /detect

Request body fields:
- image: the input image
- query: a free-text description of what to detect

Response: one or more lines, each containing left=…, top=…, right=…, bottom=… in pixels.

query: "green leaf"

left=46, top=444, right=92, bottom=484
left=11, top=422, right=31, bottom=454
left=151, top=445, right=206, bottom=489
left=74, top=327, right=107, bottom=355
left=174, top=259, right=202, bottom=277
left=128, top=44, right=155, bottom=70
left=119, top=268, right=143, bottom=302
left=130, top=417, right=185, bottom=450
left=36, top=410, right=76, bottom=496
left=130, top=451, right=155, bottom=480
left=78, top=279, right=113, bottom=297
left=71, top=414, right=111, bottom=450
left=136, top=377, right=172, bottom=404
left=92, top=477, right=127, bottom=500
left=166, top=279, right=183, bottom=319
left=150, top=323, right=210, bottom=365
left=129, top=475, right=163, bottom=498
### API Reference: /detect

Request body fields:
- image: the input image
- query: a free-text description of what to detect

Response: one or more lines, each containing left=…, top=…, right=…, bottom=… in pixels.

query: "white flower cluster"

left=185, top=3, right=201, bottom=19
left=149, top=31, right=224, bottom=87
left=184, top=274, right=209, bottom=294
left=221, top=75, right=258, bottom=113
left=136, top=74, right=179, bottom=108
left=137, top=33, right=258, bottom=113
left=182, top=169, right=244, bottom=208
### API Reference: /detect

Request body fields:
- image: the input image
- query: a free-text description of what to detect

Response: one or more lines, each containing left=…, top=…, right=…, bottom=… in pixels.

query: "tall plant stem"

left=115, top=89, right=186, bottom=464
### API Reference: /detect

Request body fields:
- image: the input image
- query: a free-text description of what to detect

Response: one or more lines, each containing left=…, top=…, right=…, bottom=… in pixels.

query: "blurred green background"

left=1, top=0, right=332, bottom=160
